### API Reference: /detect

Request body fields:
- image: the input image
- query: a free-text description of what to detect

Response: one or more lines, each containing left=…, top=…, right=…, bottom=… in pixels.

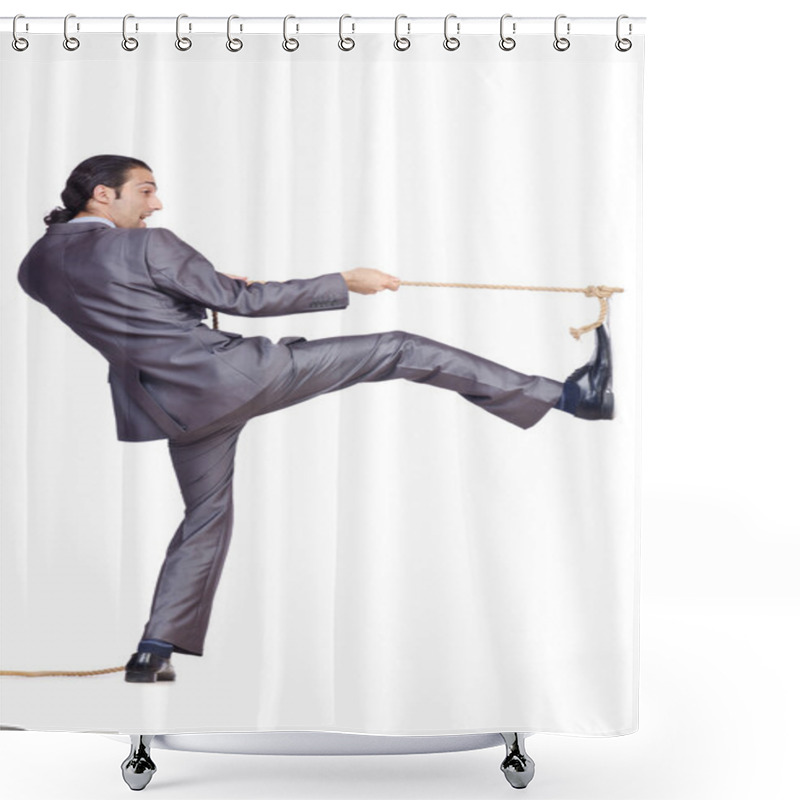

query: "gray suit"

left=18, top=222, right=562, bottom=656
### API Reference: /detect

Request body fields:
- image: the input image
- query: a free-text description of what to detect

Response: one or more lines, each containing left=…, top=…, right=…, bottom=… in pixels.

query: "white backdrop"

left=1, top=1, right=799, bottom=799
left=0, top=16, right=641, bottom=735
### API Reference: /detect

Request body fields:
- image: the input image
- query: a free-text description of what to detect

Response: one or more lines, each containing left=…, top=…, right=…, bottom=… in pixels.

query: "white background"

left=1, top=1, right=797, bottom=799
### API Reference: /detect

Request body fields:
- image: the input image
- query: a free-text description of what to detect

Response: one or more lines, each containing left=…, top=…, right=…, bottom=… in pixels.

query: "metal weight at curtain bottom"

left=118, top=732, right=535, bottom=790
left=121, top=735, right=157, bottom=790
left=500, top=732, right=536, bottom=789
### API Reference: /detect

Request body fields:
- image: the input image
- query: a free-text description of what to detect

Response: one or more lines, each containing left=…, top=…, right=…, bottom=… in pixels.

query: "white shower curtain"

left=0, top=21, right=643, bottom=736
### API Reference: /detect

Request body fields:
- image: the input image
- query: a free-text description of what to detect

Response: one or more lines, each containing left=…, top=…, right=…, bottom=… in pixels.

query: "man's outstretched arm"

left=223, top=267, right=400, bottom=295
left=145, top=228, right=397, bottom=318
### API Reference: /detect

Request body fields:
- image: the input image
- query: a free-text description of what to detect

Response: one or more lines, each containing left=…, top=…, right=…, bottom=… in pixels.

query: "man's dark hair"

left=44, top=154, right=152, bottom=226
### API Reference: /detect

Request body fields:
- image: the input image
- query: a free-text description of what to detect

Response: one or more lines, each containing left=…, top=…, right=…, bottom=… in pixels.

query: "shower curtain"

left=0, top=18, right=643, bottom=736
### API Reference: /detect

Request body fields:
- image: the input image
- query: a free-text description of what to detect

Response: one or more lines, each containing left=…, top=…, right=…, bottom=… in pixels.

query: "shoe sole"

left=125, top=671, right=176, bottom=683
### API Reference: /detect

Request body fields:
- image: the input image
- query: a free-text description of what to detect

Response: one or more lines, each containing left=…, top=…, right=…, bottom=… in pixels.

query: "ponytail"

left=43, top=207, right=76, bottom=225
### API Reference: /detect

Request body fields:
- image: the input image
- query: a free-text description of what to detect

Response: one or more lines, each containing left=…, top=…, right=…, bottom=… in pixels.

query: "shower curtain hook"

left=615, top=15, right=632, bottom=51
left=122, top=14, right=139, bottom=51
left=175, top=14, right=192, bottom=51
left=338, top=15, right=355, bottom=51
left=226, top=15, right=243, bottom=52
left=283, top=15, right=299, bottom=51
left=443, top=14, right=460, bottom=51
left=11, top=15, right=29, bottom=51
left=63, top=13, right=80, bottom=51
left=499, top=13, right=516, bottom=51
left=553, top=14, right=570, bottom=51
left=394, top=14, right=411, bottom=51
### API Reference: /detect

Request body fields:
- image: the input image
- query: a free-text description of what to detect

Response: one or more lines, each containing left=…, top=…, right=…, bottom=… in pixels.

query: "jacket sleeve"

left=144, top=227, right=349, bottom=317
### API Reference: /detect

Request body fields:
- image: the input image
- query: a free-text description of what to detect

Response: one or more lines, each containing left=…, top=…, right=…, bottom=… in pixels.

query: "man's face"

left=98, top=167, right=163, bottom=228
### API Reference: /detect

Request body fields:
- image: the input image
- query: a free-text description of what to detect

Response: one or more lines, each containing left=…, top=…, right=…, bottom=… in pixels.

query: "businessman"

left=18, top=155, right=613, bottom=683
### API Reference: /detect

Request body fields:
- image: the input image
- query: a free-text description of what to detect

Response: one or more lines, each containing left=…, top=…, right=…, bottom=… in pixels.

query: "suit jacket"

left=18, top=222, right=349, bottom=442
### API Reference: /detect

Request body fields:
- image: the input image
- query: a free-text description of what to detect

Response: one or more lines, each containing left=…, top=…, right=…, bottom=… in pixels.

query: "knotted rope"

left=0, top=666, right=124, bottom=677
left=399, top=282, right=624, bottom=340
left=212, top=282, right=624, bottom=339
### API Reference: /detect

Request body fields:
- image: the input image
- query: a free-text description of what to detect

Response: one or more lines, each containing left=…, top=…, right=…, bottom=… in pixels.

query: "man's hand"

left=341, top=268, right=401, bottom=295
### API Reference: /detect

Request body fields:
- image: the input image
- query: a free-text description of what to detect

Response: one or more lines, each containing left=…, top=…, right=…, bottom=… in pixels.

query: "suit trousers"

left=141, top=330, right=564, bottom=655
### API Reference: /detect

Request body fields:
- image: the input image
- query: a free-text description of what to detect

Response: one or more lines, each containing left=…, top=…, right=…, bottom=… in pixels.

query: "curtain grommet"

left=12, top=15, right=29, bottom=51
left=499, top=14, right=516, bottom=51
left=63, top=13, right=80, bottom=51
left=553, top=14, right=570, bottom=52
left=615, top=15, right=632, bottom=51
left=394, top=15, right=411, bottom=51
left=338, top=15, right=355, bottom=51
left=282, top=15, right=299, bottom=52
left=226, top=15, right=243, bottom=52
left=443, top=14, right=460, bottom=51
left=175, top=14, right=192, bottom=51
left=121, top=14, right=139, bottom=51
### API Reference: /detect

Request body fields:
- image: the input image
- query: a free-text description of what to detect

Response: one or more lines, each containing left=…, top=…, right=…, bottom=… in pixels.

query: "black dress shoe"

left=124, top=651, right=176, bottom=683
left=563, top=324, right=614, bottom=420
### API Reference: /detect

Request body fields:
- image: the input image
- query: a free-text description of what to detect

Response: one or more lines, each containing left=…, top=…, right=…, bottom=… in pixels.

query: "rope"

left=399, top=282, right=624, bottom=340
left=0, top=666, right=125, bottom=677
left=214, top=282, right=623, bottom=339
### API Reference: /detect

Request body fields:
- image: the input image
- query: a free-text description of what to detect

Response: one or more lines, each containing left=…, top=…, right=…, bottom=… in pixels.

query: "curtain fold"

left=0, top=29, right=643, bottom=736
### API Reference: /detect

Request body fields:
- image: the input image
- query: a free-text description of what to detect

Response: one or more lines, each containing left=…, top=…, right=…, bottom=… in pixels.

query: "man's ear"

left=90, top=183, right=114, bottom=207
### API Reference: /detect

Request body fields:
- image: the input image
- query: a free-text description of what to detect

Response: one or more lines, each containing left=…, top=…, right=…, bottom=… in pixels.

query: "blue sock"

left=138, top=638, right=174, bottom=659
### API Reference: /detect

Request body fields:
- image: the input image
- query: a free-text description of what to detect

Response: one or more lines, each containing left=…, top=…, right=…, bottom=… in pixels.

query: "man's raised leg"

left=260, top=331, right=564, bottom=429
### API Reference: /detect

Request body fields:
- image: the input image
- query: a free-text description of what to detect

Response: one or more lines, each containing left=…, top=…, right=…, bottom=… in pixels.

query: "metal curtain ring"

left=553, top=14, right=570, bottom=51
left=226, top=15, right=243, bottom=51
left=12, top=14, right=29, bottom=51
left=443, top=13, right=460, bottom=51
left=615, top=15, right=632, bottom=51
left=283, top=15, right=299, bottom=51
left=499, top=13, right=516, bottom=51
left=175, top=14, right=192, bottom=51
left=122, top=14, right=139, bottom=51
left=394, top=14, right=410, bottom=51
left=63, top=13, right=80, bottom=51
left=338, top=14, right=355, bottom=51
